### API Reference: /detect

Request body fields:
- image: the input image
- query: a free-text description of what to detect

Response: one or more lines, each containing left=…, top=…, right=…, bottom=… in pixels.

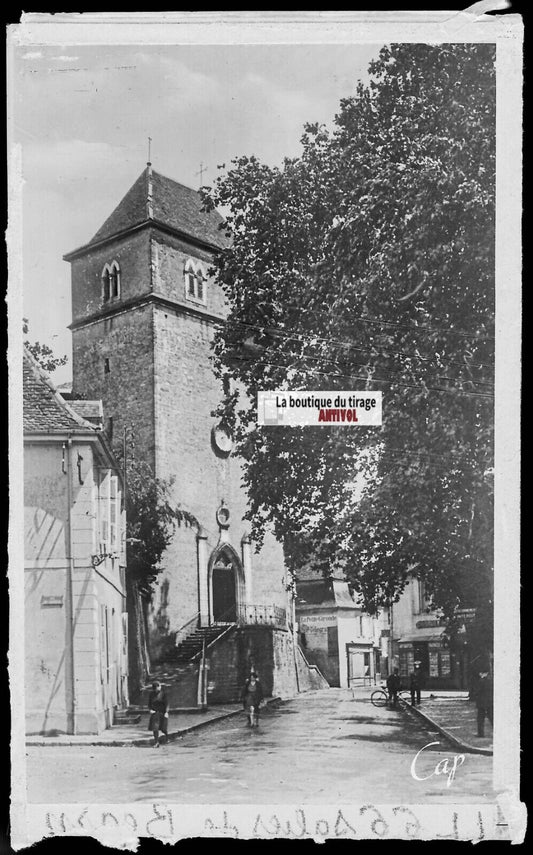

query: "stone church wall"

left=206, top=626, right=300, bottom=703
left=68, top=198, right=289, bottom=676
left=151, top=302, right=286, bottom=647
left=70, top=230, right=152, bottom=324
left=151, top=231, right=227, bottom=318
left=72, top=305, right=157, bottom=471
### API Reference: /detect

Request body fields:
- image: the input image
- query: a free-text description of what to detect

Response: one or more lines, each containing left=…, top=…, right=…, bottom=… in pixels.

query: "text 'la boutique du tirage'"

left=257, top=391, right=382, bottom=427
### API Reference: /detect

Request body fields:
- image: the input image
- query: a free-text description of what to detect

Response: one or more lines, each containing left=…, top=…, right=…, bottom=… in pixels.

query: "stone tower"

left=64, top=164, right=290, bottom=680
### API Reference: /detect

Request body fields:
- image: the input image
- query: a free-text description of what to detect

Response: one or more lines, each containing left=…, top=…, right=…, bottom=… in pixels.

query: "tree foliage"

left=203, top=44, right=495, bottom=651
left=23, top=318, right=68, bottom=373
left=124, top=460, right=198, bottom=597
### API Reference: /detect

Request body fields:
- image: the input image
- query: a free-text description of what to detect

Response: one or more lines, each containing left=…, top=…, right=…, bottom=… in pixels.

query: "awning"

left=397, top=626, right=446, bottom=644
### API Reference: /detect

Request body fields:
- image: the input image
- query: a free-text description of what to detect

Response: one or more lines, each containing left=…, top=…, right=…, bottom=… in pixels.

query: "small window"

left=184, top=258, right=207, bottom=304
left=106, top=416, right=113, bottom=440
left=104, top=358, right=110, bottom=374
left=101, top=261, right=121, bottom=303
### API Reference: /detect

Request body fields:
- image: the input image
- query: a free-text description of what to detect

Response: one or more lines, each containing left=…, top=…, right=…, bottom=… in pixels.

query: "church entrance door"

left=212, top=560, right=237, bottom=623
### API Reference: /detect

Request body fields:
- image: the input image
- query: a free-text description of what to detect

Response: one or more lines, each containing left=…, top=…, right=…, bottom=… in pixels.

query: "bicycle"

left=370, top=686, right=409, bottom=707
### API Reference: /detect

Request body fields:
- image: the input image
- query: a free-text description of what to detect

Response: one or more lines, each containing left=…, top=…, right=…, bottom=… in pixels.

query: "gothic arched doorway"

left=210, top=546, right=243, bottom=624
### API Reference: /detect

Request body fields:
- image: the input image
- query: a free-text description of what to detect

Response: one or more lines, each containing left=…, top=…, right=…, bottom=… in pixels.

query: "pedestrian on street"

left=241, top=670, right=264, bottom=728
left=409, top=661, right=424, bottom=706
left=475, top=670, right=493, bottom=737
left=148, top=680, right=169, bottom=747
left=386, top=668, right=401, bottom=708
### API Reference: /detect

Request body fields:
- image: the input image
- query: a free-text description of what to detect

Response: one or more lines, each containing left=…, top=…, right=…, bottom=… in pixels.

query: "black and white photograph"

left=7, top=7, right=523, bottom=846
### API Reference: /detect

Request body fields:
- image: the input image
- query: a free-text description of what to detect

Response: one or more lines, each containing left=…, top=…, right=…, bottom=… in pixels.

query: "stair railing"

left=211, top=603, right=239, bottom=626
left=191, top=621, right=236, bottom=662
left=174, top=611, right=201, bottom=648
left=297, top=645, right=329, bottom=686
left=237, top=603, right=287, bottom=628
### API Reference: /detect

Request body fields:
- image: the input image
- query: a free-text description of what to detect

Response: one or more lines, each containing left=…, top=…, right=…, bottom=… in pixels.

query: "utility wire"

left=236, top=317, right=494, bottom=372
left=315, top=439, right=489, bottom=467
left=225, top=297, right=495, bottom=343
left=224, top=317, right=494, bottom=383
left=228, top=353, right=494, bottom=400
left=228, top=346, right=494, bottom=395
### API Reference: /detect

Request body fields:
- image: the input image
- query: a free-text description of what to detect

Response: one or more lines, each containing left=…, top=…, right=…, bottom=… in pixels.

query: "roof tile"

left=23, top=349, right=96, bottom=433
left=89, top=167, right=228, bottom=250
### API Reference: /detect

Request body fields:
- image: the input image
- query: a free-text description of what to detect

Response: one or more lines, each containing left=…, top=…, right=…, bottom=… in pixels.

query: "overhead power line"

left=231, top=297, right=495, bottom=343
left=226, top=317, right=495, bottom=380
left=228, top=353, right=494, bottom=400
left=227, top=341, right=494, bottom=393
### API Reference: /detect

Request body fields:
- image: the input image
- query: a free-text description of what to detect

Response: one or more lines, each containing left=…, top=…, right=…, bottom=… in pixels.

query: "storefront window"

left=399, top=647, right=414, bottom=678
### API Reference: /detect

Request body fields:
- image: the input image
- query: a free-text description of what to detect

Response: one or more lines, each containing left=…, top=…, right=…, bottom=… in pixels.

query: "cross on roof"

left=196, top=161, right=208, bottom=186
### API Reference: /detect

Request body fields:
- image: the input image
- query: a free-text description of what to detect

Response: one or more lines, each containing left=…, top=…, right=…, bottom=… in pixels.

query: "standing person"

left=475, top=670, right=493, bottom=737
left=386, top=668, right=401, bottom=708
left=148, top=680, right=169, bottom=747
left=409, top=661, right=424, bottom=706
left=241, top=671, right=264, bottom=727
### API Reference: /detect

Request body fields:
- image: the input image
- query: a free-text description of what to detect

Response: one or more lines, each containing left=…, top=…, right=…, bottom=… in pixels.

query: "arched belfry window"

left=184, top=258, right=207, bottom=305
left=185, top=258, right=196, bottom=299
left=101, top=261, right=121, bottom=303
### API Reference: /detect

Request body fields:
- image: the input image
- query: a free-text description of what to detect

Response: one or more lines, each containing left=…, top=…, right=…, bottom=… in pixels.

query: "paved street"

left=26, top=689, right=496, bottom=805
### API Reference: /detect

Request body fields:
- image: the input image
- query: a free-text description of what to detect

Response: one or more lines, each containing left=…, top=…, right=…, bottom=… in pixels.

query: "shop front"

left=397, top=625, right=467, bottom=690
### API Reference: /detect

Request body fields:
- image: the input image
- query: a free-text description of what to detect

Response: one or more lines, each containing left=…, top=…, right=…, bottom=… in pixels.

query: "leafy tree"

left=119, top=458, right=198, bottom=693
left=23, top=318, right=68, bottom=373
left=204, top=44, right=495, bottom=667
left=124, top=459, right=198, bottom=597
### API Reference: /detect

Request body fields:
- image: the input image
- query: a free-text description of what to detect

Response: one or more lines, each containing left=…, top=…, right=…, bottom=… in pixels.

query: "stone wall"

left=72, top=305, right=157, bottom=470
left=149, top=301, right=286, bottom=646
left=69, top=225, right=288, bottom=671
left=151, top=231, right=227, bottom=318
left=205, top=626, right=305, bottom=704
left=70, top=230, right=151, bottom=324
left=296, top=647, right=330, bottom=691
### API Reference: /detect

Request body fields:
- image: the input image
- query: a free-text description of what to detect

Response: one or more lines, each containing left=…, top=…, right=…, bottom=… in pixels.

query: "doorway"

left=212, top=559, right=237, bottom=622
left=347, top=644, right=373, bottom=687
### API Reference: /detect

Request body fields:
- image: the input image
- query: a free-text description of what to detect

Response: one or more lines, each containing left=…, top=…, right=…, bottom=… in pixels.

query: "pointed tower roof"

left=65, top=166, right=228, bottom=260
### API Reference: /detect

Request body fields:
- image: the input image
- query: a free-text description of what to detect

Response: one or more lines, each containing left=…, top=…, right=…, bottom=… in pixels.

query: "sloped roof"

left=296, top=577, right=358, bottom=609
left=86, top=167, right=228, bottom=251
left=296, top=579, right=334, bottom=606
left=332, top=580, right=357, bottom=608
left=69, top=400, right=104, bottom=427
left=23, top=349, right=97, bottom=434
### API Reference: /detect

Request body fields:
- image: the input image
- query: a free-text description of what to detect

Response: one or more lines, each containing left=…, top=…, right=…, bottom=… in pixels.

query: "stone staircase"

left=130, top=660, right=200, bottom=708
left=173, top=623, right=233, bottom=663
left=113, top=707, right=142, bottom=725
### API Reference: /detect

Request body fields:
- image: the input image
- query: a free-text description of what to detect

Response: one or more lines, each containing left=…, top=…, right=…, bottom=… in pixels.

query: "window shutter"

left=110, top=475, right=118, bottom=552
left=99, top=475, right=109, bottom=552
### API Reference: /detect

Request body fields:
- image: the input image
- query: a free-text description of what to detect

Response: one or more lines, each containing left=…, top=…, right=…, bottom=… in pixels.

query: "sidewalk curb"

left=26, top=697, right=284, bottom=748
left=400, top=699, right=493, bottom=756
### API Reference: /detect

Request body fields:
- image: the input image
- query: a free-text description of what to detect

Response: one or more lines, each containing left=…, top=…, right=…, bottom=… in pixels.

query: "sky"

left=11, top=42, right=382, bottom=384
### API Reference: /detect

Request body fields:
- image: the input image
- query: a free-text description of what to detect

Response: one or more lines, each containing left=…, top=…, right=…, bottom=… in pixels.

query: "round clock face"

left=213, top=424, right=233, bottom=455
